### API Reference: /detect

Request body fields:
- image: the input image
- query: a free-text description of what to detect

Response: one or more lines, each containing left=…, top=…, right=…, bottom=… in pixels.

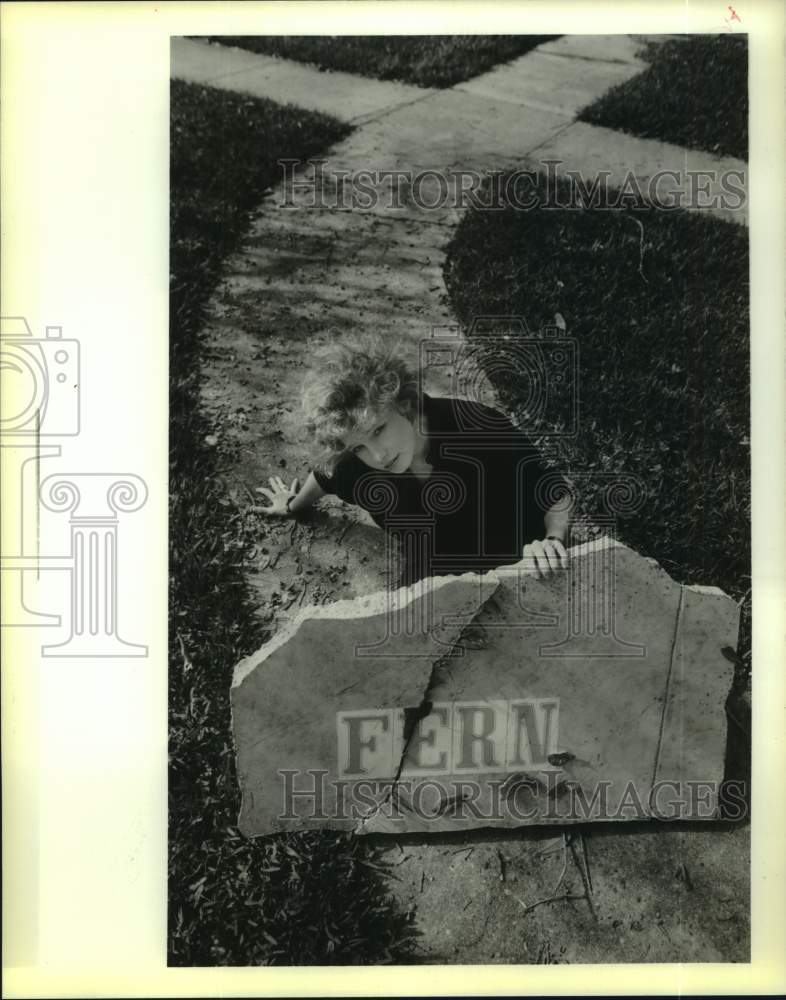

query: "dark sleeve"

left=312, top=455, right=361, bottom=506
left=472, top=403, right=571, bottom=543
left=312, top=468, right=335, bottom=494
left=445, top=397, right=570, bottom=500
left=506, top=424, right=571, bottom=518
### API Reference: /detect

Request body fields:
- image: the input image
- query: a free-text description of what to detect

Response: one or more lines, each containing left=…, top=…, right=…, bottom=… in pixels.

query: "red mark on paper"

left=724, top=4, right=741, bottom=30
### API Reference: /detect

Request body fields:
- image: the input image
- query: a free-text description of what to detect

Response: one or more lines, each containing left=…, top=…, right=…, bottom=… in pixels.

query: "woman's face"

left=342, top=404, right=416, bottom=473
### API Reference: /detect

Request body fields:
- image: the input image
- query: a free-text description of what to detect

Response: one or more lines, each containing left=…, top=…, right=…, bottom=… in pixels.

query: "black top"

left=312, top=393, right=569, bottom=584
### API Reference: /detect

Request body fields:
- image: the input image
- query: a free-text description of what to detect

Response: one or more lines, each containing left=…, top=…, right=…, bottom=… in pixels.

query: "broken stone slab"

left=363, top=540, right=738, bottom=833
left=232, top=538, right=738, bottom=837
left=231, top=571, right=499, bottom=835
left=653, top=584, right=742, bottom=789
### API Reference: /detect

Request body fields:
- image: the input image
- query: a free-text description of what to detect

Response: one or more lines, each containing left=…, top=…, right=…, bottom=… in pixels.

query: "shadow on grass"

left=443, top=173, right=750, bottom=688
left=170, top=79, right=416, bottom=964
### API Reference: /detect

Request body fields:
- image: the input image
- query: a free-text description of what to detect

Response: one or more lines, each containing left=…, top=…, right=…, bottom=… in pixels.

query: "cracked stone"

left=231, top=571, right=499, bottom=835
left=232, top=538, right=737, bottom=837
left=363, top=539, right=738, bottom=834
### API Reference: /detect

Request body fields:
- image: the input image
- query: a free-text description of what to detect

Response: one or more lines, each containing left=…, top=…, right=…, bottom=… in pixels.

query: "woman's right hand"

left=256, top=476, right=299, bottom=516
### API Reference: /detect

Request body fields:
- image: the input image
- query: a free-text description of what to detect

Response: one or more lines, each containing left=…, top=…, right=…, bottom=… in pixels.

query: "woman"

left=258, top=334, right=573, bottom=586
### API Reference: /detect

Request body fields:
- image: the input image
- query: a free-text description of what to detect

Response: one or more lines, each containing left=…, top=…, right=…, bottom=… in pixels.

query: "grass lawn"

left=169, top=79, right=415, bottom=965
left=443, top=175, right=751, bottom=686
left=579, top=35, right=748, bottom=161
left=199, top=35, right=559, bottom=88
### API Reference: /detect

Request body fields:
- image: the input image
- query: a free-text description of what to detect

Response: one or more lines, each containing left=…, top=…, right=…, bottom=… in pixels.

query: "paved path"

left=175, top=32, right=748, bottom=617
left=171, top=35, right=750, bottom=964
left=181, top=35, right=638, bottom=612
left=172, top=37, right=436, bottom=124
left=172, top=35, right=747, bottom=226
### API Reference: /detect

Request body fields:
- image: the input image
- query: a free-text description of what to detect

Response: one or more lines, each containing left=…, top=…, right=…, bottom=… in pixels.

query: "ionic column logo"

left=39, top=474, right=148, bottom=657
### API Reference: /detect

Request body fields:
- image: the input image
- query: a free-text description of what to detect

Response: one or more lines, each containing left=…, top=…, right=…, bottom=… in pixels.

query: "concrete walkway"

left=172, top=37, right=437, bottom=124
left=171, top=35, right=750, bottom=964
left=175, top=32, right=749, bottom=613
left=172, top=35, right=747, bottom=226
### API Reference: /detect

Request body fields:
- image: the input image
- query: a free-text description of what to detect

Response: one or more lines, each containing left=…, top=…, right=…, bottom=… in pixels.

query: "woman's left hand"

left=521, top=537, right=569, bottom=578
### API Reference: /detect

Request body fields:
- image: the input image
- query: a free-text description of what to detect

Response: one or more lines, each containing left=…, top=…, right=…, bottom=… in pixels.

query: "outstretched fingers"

left=252, top=473, right=299, bottom=517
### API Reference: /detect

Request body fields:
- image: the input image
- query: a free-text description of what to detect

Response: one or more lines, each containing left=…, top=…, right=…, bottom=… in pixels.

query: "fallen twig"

left=505, top=887, right=586, bottom=914
left=568, top=831, right=596, bottom=920
left=176, top=631, right=192, bottom=674
left=551, top=834, right=569, bottom=896
left=627, top=215, right=649, bottom=284
left=579, top=831, right=593, bottom=894
left=534, top=836, right=566, bottom=858
left=502, top=830, right=595, bottom=919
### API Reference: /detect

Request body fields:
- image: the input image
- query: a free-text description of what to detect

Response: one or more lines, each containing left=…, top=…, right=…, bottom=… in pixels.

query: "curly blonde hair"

left=301, top=333, right=421, bottom=473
